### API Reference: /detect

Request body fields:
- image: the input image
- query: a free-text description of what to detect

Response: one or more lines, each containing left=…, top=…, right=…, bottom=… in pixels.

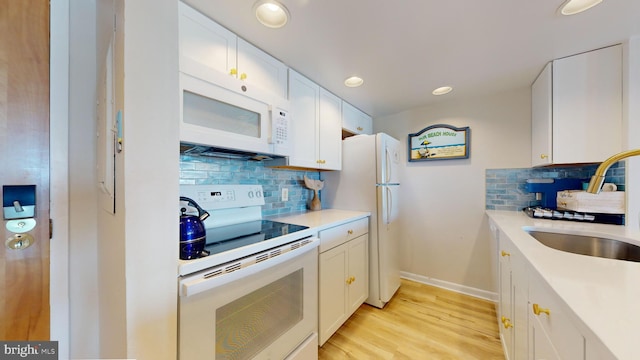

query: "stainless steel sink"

left=526, top=230, right=640, bottom=263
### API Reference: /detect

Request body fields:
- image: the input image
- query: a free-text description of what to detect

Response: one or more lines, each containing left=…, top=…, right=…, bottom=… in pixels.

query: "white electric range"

left=178, top=184, right=319, bottom=360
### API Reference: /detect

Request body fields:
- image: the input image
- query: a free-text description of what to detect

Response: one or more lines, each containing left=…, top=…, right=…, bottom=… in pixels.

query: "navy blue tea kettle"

left=179, top=196, right=210, bottom=260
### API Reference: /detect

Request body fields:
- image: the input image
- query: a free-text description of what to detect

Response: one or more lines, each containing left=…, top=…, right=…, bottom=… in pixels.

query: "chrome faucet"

left=586, top=149, right=640, bottom=194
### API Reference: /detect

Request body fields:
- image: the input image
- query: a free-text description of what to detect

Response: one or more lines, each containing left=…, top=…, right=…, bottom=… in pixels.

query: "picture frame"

left=408, top=124, right=470, bottom=162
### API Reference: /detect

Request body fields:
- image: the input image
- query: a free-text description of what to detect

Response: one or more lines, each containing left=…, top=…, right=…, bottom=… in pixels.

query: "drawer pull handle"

left=540, top=154, right=548, bottom=159
left=501, top=251, right=510, bottom=257
left=347, top=230, right=353, bottom=235
left=229, top=68, right=237, bottom=76
left=501, top=316, right=513, bottom=329
left=346, top=276, right=355, bottom=285
left=532, top=303, right=550, bottom=316
left=357, top=127, right=363, bottom=131
left=240, top=73, right=247, bottom=81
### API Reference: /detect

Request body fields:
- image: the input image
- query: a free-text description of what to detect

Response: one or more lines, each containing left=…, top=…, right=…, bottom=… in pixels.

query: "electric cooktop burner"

left=204, top=220, right=309, bottom=256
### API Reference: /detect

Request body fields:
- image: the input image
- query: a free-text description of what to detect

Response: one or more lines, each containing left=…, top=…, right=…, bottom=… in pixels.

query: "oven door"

left=178, top=239, right=318, bottom=360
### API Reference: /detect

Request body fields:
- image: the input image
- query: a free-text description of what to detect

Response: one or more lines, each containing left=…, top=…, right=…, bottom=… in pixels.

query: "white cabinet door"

left=179, top=2, right=237, bottom=80
left=288, top=70, right=320, bottom=169
left=585, top=337, right=616, bottom=360
left=319, top=243, right=348, bottom=346
left=237, top=38, right=288, bottom=99
left=531, top=62, right=552, bottom=166
left=346, top=235, right=368, bottom=313
left=529, top=316, right=561, bottom=360
left=529, top=273, right=585, bottom=360
left=552, top=44, right=622, bottom=164
left=319, top=88, right=342, bottom=170
left=511, top=252, right=529, bottom=359
left=342, top=101, right=372, bottom=136
left=498, top=238, right=514, bottom=360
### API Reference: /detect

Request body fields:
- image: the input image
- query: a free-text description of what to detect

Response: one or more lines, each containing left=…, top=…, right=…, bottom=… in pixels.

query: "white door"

left=376, top=184, right=401, bottom=302
left=376, top=133, right=401, bottom=185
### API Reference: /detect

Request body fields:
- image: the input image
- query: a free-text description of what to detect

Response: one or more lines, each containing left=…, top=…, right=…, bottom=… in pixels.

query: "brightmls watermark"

left=1, top=341, right=57, bottom=359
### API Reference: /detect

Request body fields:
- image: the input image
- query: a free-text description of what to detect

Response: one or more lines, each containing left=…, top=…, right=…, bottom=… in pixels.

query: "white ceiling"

left=182, top=0, right=640, bottom=118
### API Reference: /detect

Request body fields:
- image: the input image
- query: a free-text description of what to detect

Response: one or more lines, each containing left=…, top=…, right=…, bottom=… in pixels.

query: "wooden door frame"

left=50, top=0, right=70, bottom=358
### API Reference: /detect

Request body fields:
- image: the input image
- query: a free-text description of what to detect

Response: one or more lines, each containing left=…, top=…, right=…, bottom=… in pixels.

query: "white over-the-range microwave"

left=179, top=72, right=291, bottom=160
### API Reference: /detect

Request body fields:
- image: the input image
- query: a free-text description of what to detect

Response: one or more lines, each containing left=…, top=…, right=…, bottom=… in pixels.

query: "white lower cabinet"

left=318, top=218, right=369, bottom=345
left=496, top=227, right=528, bottom=360
left=529, top=317, right=561, bottom=360
left=490, top=219, right=614, bottom=360
left=528, top=272, right=584, bottom=360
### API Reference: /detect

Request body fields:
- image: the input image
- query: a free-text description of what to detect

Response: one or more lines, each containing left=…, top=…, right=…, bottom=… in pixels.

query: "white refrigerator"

left=322, top=133, right=401, bottom=308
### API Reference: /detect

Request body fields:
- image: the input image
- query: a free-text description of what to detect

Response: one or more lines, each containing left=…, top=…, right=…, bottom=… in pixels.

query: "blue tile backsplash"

left=486, top=163, right=625, bottom=211
left=180, top=155, right=322, bottom=217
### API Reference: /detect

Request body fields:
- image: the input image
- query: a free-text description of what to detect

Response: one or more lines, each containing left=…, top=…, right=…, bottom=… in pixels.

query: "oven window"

left=183, top=90, right=261, bottom=138
left=215, top=269, right=304, bottom=359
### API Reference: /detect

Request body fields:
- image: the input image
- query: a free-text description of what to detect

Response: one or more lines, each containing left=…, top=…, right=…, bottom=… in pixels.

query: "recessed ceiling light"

left=559, top=0, right=603, bottom=15
left=344, top=76, right=364, bottom=88
left=253, top=0, right=290, bottom=28
left=432, top=86, right=453, bottom=96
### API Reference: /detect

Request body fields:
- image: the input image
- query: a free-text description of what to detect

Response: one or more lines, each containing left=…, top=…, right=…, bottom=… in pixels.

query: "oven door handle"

left=179, top=237, right=319, bottom=297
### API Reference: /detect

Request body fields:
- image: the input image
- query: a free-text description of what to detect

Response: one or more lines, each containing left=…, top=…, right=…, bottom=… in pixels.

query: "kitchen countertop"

left=270, top=209, right=371, bottom=231
left=486, top=210, right=640, bottom=360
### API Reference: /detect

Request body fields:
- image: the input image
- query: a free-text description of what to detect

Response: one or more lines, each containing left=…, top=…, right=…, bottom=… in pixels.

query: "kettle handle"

left=180, top=196, right=210, bottom=221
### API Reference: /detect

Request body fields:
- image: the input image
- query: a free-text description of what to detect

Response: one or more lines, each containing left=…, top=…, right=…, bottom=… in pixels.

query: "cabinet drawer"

left=319, top=218, right=368, bottom=253
left=529, top=274, right=585, bottom=360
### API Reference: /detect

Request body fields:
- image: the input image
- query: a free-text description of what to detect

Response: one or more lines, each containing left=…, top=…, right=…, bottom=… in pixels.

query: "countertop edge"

left=269, top=209, right=371, bottom=232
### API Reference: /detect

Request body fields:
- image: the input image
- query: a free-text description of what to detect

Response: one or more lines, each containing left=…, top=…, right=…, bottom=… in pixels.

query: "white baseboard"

left=400, top=271, right=498, bottom=302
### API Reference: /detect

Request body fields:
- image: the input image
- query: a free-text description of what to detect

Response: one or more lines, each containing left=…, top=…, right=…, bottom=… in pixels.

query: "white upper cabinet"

left=319, top=88, right=342, bottom=170
left=288, top=70, right=342, bottom=170
left=531, top=62, right=553, bottom=166
left=342, top=101, right=372, bottom=137
left=237, top=38, right=288, bottom=99
left=531, top=44, right=622, bottom=166
left=288, top=70, right=320, bottom=168
left=178, top=2, right=287, bottom=100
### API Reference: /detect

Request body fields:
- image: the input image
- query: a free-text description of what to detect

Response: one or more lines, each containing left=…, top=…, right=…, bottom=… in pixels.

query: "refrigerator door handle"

left=386, top=186, right=392, bottom=224
left=385, top=147, right=391, bottom=183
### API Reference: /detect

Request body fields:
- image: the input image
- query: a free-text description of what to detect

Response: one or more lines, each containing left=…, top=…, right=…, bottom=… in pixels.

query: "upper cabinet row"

left=178, top=2, right=372, bottom=170
left=531, top=44, right=622, bottom=167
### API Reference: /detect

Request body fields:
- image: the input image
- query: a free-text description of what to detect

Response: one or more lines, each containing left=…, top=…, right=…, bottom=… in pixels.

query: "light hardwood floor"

left=318, top=279, right=505, bottom=360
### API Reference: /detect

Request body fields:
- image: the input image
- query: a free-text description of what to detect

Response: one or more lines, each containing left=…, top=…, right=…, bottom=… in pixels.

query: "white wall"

left=625, top=37, right=640, bottom=230
left=68, top=1, right=100, bottom=357
left=96, top=0, right=127, bottom=357
left=374, top=88, right=531, bottom=297
left=120, top=0, right=180, bottom=358
left=50, top=1, right=70, bottom=358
